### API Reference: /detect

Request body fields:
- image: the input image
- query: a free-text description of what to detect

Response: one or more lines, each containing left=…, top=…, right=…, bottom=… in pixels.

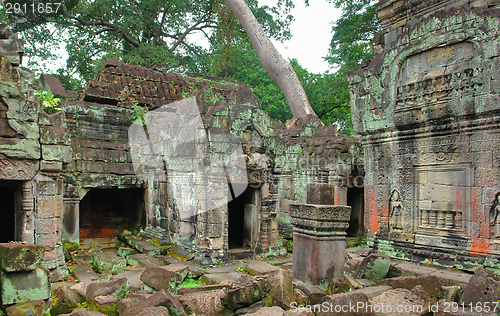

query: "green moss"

left=179, top=277, right=203, bottom=288
left=88, top=302, right=118, bottom=316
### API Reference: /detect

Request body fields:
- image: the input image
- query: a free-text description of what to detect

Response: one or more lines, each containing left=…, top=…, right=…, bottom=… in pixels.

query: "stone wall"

left=0, top=25, right=363, bottom=267
left=348, top=0, right=500, bottom=270
left=0, top=24, right=66, bottom=274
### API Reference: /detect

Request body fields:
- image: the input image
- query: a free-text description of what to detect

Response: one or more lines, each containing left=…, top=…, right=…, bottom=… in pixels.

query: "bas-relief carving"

left=490, top=193, right=500, bottom=239
left=389, top=190, right=403, bottom=231
left=0, top=156, right=39, bottom=180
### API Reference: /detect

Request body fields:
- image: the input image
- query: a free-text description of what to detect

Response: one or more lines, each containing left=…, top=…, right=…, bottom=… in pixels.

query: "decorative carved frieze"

left=0, top=156, right=38, bottom=180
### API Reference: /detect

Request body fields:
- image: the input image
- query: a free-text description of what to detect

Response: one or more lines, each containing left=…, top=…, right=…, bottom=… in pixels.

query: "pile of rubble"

left=1, top=236, right=500, bottom=316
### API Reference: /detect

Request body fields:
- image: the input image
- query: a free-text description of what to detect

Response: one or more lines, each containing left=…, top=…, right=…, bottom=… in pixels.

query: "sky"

left=258, top=0, right=342, bottom=74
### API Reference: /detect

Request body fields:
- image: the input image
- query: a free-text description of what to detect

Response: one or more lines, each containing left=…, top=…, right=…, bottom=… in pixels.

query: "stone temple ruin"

left=0, top=25, right=364, bottom=278
left=2, top=0, right=500, bottom=313
left=349, top=0, right=500, bottom=269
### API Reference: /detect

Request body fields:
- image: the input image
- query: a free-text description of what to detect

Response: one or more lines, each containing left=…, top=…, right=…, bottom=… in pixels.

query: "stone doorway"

left=347, top=167, right=365, bottom=237
left=79, top=188, right=145, bottom=238
left=228, top=186, right=260, bottom=249
left=0, top=180, right=22, bottom=242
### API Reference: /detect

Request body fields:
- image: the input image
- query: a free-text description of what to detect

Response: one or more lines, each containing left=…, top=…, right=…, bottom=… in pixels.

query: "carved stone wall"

left=348, top=0, right=500, bottom=269
left=0, top=25, right=363, bottom=266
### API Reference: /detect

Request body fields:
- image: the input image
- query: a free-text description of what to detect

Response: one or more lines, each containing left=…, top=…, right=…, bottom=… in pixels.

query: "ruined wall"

left=349, top=0, right=500, bottom=270
left=0, top=25, right=66, bottom=274
left=0, top=24, right=363, bottom=266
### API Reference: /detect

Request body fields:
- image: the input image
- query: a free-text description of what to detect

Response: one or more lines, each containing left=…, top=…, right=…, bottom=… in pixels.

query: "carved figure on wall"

left=490, top=193, right=500, bottom=239
left=389, top=189, right=403, bottom=230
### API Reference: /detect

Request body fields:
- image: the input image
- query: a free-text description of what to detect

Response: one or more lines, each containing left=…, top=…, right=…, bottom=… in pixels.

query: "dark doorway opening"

left=0, top=181, right=22, bottom=243
left=228, top=186, right=260, bottom=249
left=347, top=166, right=365, bottom=237
left=79, top=188, right=145, bottom=238
left=228, top=187, right=246, bottom=248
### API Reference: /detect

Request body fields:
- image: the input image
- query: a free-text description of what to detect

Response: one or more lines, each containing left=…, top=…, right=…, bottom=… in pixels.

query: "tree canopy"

left=4, top=0, right=293, bottom=81
left=1, top=0, right=381, bottom=134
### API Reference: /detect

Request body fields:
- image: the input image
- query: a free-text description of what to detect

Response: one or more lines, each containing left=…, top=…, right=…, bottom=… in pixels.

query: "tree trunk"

left=224, top=0, right=321, bottom=124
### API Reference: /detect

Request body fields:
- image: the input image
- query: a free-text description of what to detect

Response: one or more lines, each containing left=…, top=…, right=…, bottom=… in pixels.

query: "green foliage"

left=129, top=104, right=148, bottom=125
left=8, top=0, right=293, bottom=84
left=34, top=90, right=61, bottom=114
left=317, top=0, right=381, bottom=134
left=179, top=277, right=203, bottom=288
left=327, top=0, right=380, bottom=71
left=210, top=39, right=292, bottom=123
left=291, top=59, right=354, bottom=134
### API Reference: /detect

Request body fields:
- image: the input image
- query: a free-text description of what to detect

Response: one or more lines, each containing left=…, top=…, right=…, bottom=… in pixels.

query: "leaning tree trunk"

left=225, top=0, right=321, bottom=124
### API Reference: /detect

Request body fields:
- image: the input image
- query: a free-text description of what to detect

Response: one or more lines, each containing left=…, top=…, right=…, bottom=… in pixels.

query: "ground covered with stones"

left=3, top=233, right=500, bottom=316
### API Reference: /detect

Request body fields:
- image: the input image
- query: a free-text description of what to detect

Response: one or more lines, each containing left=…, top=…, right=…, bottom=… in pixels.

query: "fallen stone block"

left=178, top=284, right=229, bottom=295
left=0, top=243, right=45, bottom=272
left=245, top=306, right=285, bottom=316
left=136, top=306, right=170, bottom=316
left=51, top=283, right=81, bottom=315
left=245, top=261, right=279, bottom=276
left=118, top=289, right=187, bottom=316
left=284, top=307, right=315, bottom=316
left=140, top=266, right=184, bottom=292
left=222, top=275, right=270, bottom=310
left=460, top=266, right=500, bottom=306
left=369, top=288, right=430, bottom=316
left=127, top=253, right=165, bottom=267
left=70, top=282, right=87, bottom=300
left=328, top=275, right=364, bottom=294
left=92, top=251, right=127, bottom=274
left=442, top=285, right=462, bottom=302
left=293, top=288, right=308, bottom=305
left=376, top=275, right=443, bottom=298
left=162, top=263, right=189, bottom=281
left=0, top=268, right=50, bottom=305
left=201, top=272, right=241, bottom=285
left=317, top=291, right=374, bottom=316
left=58, top=308, right=107, bottom=316
left=111, top=269, right=145, bottom=292
left=266, top=269, right=293, bottom=309
left=86, top=278, right=130, bottom=302
left=88, top=295, right=119, bottom=316
left=355, top=254, right=391, bottom=282
left=293, top=281, right=327, bottom=305
left=351, top=285, right=392, bottom=299
left=69, top=263, right=100, bottom=284
left=5, top=300, right=45, bottom=316
left=179, top=289, right=232, bottom=316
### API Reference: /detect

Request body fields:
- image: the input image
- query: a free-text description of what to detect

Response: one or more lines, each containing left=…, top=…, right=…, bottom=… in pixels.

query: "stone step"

left=205, top=263, right=243, bottom=274
left=127, top=253, right=165, bottom=267
left=245, top=260, right=279, bottom=276
left=69, top=263, right=100, bottom=284
left=80, top=237, right=119, bottom=251
left=201, top=272, right=243, bottom=285
left=229, top=248, right=254, bottom=260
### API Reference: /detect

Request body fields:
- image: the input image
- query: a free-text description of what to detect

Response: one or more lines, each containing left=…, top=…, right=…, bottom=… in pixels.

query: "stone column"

left=290, top=203, right=351, bottom=289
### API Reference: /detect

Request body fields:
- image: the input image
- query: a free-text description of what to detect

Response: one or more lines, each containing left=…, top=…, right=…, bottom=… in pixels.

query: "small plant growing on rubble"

left=35, top=90, right=61, bottom=114
left=129, top=102, right=148, bottom=125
